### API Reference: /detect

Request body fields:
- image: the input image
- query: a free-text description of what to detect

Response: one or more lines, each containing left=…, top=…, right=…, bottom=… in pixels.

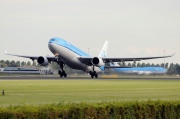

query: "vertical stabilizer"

left=99, top=41, right=108, bottom=58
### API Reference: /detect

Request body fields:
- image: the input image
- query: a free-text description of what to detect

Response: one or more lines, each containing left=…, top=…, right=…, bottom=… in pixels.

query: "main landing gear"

left=58, top=62, right=67, bottom=78
left=89, top=66, right=98, bottom=78
left=58, top=70, right=67, bottom=78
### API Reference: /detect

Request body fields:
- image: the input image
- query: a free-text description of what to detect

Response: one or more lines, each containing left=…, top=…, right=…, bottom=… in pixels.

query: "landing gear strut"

left=89, top=66, right=98, bottom=78
left=58, top=62, right=67, bottom=78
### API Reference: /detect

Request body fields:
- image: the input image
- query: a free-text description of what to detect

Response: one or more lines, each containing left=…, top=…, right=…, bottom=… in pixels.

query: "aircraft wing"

left=78, top=53, right=175, bottom=66
left=5, top=50, right=57, bottom=62
left=102, top=54, right=174, bottom=63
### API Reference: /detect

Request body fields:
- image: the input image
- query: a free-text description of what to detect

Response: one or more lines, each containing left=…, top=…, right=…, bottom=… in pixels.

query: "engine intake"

left=91, top=57, right=104, bottom=67
left=37, top=56, right=49, bottom=66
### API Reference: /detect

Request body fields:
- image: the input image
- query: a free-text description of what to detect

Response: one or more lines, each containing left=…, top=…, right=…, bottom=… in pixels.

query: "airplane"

left=107, top=62, right=167, bottom=75
left=5, top=37, right=174, bottom=78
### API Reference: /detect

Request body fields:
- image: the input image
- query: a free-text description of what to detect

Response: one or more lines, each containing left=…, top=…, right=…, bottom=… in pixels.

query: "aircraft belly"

left=49, top=43, right=87, bottom=71
left=86, top=66, right=102, bottom=73
left=66, top=58, right=86, bottom=70
left=49, top=43, right=103, bottom=73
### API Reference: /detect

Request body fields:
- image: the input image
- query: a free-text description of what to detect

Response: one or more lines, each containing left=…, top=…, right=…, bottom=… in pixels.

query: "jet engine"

left=91, top=57, right=104, bottom=67
left=37, top=56, right=49, bottom=66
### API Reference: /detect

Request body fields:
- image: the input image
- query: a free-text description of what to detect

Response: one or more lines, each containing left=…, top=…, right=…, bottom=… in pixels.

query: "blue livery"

left=49, top=37, right=90, bottom=57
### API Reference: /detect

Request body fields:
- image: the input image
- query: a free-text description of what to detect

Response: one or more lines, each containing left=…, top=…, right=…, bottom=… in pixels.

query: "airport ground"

left=0, top=74, right=180, bottom=80
left=0, top=75, right=180, bottom=107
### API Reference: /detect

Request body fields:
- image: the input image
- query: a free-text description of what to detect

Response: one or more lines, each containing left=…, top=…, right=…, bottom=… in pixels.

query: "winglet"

left=4, top=50, right=7, bottom=55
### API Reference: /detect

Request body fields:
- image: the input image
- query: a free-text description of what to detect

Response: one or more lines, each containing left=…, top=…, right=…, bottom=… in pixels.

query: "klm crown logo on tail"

left=98, top=41, right=108, bottom=71
left=99, top=41, right=108, bottom=58
left=100, top=50, right=106, bottom=57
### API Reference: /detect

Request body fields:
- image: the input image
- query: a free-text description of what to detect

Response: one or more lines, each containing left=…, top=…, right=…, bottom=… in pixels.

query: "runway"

left=0, top=75, right=180, bottom=80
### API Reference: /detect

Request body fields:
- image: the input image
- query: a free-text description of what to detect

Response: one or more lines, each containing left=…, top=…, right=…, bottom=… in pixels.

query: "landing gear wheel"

left=89, top=65, right=99, bottom=78
left=58, top=70, right=61, bottom=75
left=58, top=70, right=67, bottom=78
left=90, top=71, right=98, bottom=78
left=64, top=73, right=67, bottom=78
left=58, top=62, right=67, bottom=78
left=95, top=74, right=98, bottom=78
left=89, top=71, right=92, bottom=76
left=58, top=70, right=63, bottom=77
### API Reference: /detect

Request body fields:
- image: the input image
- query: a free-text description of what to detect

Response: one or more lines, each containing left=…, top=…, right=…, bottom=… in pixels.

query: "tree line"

left=0, top=60, right=36, bottom=67
left=0, top=60, right=180, bottom=75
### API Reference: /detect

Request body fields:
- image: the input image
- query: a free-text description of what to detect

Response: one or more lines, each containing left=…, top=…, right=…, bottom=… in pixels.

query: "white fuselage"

left=48, top=43, right=102, bottom=73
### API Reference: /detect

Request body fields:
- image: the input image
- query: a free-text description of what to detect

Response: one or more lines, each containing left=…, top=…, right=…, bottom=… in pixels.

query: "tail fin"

left=99, top=41, right=108, bottom=58
left=4, top=50, right=7, bottom=55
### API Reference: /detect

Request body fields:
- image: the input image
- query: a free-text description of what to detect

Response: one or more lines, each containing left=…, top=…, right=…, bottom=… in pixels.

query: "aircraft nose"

left=48, top=42, right=55, bottom=53
left=49, top=38, right=56, bottom=44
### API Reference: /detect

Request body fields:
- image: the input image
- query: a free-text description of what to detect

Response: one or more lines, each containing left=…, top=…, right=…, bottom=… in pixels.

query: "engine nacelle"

left=91, top=57, right=104, bottom=67
left=37, top=56, right=49, bottom=66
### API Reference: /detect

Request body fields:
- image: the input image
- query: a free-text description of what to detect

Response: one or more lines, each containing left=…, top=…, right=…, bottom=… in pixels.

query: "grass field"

left=0, top=78, right=180, bottom=107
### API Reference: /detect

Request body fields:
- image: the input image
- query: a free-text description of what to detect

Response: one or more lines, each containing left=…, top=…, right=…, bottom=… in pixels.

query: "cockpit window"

left=49, top=38, right=59, bottom=43
left=49, top=38, right=68, bottom=45
left=50, top=39, right=55, bottom=42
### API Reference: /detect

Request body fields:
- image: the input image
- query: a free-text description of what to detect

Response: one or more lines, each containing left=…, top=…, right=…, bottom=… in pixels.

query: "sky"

left=0, top=0, right=180, bottom=65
